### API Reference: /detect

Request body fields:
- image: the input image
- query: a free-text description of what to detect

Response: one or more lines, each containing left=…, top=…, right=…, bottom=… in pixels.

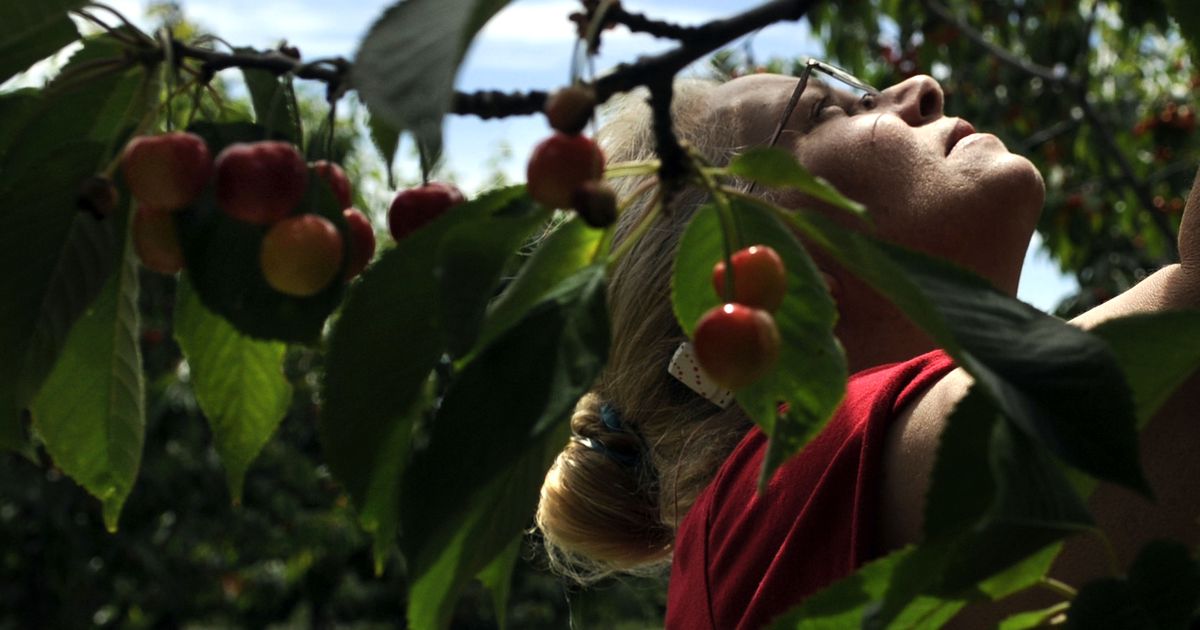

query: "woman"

left=536, top=71, right=1200, bottom=627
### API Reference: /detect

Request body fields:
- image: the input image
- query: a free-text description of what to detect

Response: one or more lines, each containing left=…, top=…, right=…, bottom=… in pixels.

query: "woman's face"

left=707, top=73, right=1045, bottom=295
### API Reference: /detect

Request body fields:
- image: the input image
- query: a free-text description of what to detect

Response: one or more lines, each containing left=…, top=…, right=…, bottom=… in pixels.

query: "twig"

left=920, top=0, right=1071, bottom=87
left=608, top=5, right=704, bottom=41
left=1077, top=94, right=1180, bottom=259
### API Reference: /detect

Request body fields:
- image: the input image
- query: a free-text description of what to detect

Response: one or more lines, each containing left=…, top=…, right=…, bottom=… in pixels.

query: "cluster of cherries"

left=120, top=131, right=377, bottom=297
left=693, top=245, right=787, bottom=390
left=526, top=85, right=617, bottom=227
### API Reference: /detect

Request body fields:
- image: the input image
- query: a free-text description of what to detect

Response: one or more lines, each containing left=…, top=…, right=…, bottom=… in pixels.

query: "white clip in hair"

left=668, top=342, right=735, bottom=409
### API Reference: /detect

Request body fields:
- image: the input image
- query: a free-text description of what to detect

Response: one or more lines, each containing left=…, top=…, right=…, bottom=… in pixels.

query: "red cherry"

left=120, top=131, right=212, bottom=211
left=312, top=160, right=352, bottom=209
left=260, top=214, right=344, bottom=297
left=526, top=132, right=605, bottom=209
left=693, top=304, right=781, bottom=390
left=342, top=207, right=375, bottom=280
left=387, top=182, right=465, bottom=241
left=215, top=141, right=307, bottom=225
left=711, top=245, right=788, bottom=312
left=132, top=206, right=185, bottom=275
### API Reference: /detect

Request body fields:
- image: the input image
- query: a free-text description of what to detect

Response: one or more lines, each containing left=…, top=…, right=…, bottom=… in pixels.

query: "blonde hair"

left=535, top=79, right=756, bottom=583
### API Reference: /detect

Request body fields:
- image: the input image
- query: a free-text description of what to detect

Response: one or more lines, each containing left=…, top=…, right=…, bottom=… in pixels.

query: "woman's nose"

left=879, top=75, right=944, bottom=126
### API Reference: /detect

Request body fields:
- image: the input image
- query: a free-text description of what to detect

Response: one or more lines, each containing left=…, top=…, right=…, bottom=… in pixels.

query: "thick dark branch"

left=648, top=79, right=687, bottom=201
left=452, top=90, right=548, bottom=119
left=450, top=0, right=818, bottom=118
left=168, top=40, right=350, bottom=86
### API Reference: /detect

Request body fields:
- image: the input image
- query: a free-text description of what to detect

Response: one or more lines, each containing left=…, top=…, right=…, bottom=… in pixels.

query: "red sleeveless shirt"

left=666, top=350, right=955, bottom=629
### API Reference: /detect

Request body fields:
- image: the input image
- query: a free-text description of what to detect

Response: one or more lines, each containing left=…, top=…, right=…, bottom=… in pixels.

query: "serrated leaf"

left=766, top=547, right=965, bottom=629
left=1092, top=311, right=1200, bottom=427
left=474, top=216, right=605, bottom=357
left=478, top=537, right=521, bottom=630
left=352, top=0, right=514, bottom=158
left=0, top=0, right=84, bottom=85
left=368, top=113, right=400, bottom=188
left=923, top=387, right=998, bottom=540
left=320, top=186, right=527, bottom=559
left=239, top=55, right=301, bottom=143
left=775, top=207, right=1145, bottom=493
left=30, top=218, right=143, bottom=532
left=174, top=278, right=292, bottom=503
left=177, top=122, right=345, bottom=343
left=437, top=194, right=550, bottom=356
left=407, top=423, right=568, bottom=630
left=672, top=200, right=845, bottom=486
left=0, top=142, right=105, bottom=439
left=727, top=147, right=866, bottom=216
left=401, top=264, right=608, bottom=570
left=0, top=34, right=148, bottom=178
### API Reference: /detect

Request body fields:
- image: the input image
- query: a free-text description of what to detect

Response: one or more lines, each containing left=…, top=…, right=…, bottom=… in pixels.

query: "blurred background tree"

left=1, top=0, right=1196, bottom=627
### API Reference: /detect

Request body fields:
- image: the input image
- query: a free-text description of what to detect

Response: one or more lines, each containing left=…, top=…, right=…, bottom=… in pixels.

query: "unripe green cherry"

left=260, top=214, right=344, bottom=296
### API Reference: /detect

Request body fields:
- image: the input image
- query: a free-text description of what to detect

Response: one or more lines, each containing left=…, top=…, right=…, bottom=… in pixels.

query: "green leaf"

left=672, top=200, right=846, bottom=486
left=1092, top=311, right=1200, bottom=428
left=401, top=264, right=608, bottom=570
left=0, top=0, right=83, bottom=85
left=14, top=204, right=125, bottom=409
left=727, top=147, right=866, bottom=216
left=437, top=194, right=550, bottom=356
left=477, top=537, right=521, bottom=630
left=320, top=186, right=526, bottom=559
left=173, top=278, right=292, bottom=503
left=352, top=0, right=514, bottom=158
left=367, top=112, right=400, bottom=188
left=177, top=121, right=346, bottom=343
left=776, top=207, right=1144, bottom=493
left=0, top=34, right=151, bottom=178
left=407, top=422, right=568, bottom=630
left=0, top=89, right=42, bottom=155
left=239, top=56, right=301, bottom=143
left=923, top=387, right=998, bottom=540
left=474, top=216, right=605, bottom=357
left=30, top=217, right=143, bottom=532
left=766, top=547, right=965, bottom=629
left=0, top=38, right=156, bottom=436
left=0, top=142, right=105, bottom=440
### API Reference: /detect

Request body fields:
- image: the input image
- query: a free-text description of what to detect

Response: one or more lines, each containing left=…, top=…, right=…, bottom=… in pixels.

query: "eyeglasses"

left=763, top=58, right=881, bottom=150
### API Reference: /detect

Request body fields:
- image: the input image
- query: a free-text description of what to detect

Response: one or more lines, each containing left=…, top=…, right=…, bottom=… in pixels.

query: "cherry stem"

left=694, top=153, right=740, bottom=302
left=1036, top=576, right=1078, bottom=599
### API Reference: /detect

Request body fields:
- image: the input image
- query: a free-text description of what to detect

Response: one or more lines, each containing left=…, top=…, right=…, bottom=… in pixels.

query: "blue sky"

left=69, top=0, right=1079, bottom=310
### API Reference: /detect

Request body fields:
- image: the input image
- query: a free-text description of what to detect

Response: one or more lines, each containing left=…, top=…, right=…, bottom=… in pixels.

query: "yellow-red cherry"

left=260, top=214, right=344, bottom=297
left=121, top=131, right=212, bottom=211
left=133, top=206, right=185, bottom=275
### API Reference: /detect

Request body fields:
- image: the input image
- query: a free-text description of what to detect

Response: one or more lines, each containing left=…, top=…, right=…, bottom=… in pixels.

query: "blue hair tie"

left=600, top=402, right=623, bottom=431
